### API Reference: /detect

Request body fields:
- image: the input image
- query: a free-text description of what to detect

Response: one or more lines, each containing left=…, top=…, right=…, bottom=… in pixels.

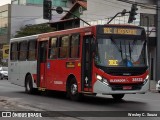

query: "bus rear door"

left=37, top=41, right=48, bottom=89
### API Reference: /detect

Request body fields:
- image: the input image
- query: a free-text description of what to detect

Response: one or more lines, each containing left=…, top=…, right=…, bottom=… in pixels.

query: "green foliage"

left=14, top=24, right=55, bottom=38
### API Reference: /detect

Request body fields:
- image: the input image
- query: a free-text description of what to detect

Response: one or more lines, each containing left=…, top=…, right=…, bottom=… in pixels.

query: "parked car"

left=156, top=80, right=160, bottom=93
left=0, top=67, right=8, bottom=80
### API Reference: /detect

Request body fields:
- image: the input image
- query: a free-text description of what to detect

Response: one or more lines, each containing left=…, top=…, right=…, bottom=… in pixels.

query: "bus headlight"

left=97, top=75, right=109, bottom=86
left=143, top=75, right=149, bottom=85
left=97, top=75, right=102, bottom=81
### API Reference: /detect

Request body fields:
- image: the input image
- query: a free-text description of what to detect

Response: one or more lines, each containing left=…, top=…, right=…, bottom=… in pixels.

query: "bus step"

left=81, top=91, right=94, bottom=94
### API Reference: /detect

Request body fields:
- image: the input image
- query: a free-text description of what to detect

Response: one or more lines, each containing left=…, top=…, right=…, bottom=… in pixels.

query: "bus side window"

left=48, top=38, right=58, bottom=59
left=10, top=42, right=18, bottom=61
left=28, top=40, right=37, bottom=61
left=19, top=41, right=28, bottom=61
left=59, top=35, right=70, bottom=58
left=70, top=34, right=80, bottom=58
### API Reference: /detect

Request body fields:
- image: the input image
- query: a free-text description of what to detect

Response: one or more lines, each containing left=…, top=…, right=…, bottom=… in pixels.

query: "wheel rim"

left=71, top=83, right=77, bottom=95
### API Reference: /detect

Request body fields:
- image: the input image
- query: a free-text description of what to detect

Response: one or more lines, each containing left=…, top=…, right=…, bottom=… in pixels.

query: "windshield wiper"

left=130, top=39, right=137, bottom=52
left=110, top=38, right=122, bottom=52
left=110, top=37, right=123, bottom=60
left=129, top=42, right=132, bottom=60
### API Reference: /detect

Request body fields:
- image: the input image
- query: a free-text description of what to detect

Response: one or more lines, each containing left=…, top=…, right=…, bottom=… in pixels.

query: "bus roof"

left=10, top=24, right=145, bottom=42
left=38, top=26, right=93, bottom=39
left=10, top=34, right=39, bottom=42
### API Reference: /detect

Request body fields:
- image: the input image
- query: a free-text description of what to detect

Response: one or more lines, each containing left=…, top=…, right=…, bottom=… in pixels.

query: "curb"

left=149, top=89, right=159, bottom=93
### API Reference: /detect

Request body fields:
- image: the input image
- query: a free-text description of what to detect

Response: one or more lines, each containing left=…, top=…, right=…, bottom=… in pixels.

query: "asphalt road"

left=0, top=80, right=160, bottom=120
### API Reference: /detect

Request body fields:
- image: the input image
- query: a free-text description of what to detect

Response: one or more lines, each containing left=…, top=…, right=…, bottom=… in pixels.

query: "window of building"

left=48, top=37, right=58, bottom=59
left=28, top=40, right=37, bottom=60
left=11, top=0, right=19, bottom=4
left=27, top=0, right=43, bottom=5
left=59, top=35, right=69, bottom=58
left=1, top=11, right=8, bottom=18
left=19, top=41, right=28, bottom=61
left=0, top=27, right=7, bottom=35
left=0, top=11, right=8, bottom=35
left=140, top=13, right=156, bottom=27
left=53, top=0, right=67, bottom=7
left=70, top=34, right=80, bottom=58
left=10, top=42, right=18, bottom=61
left=12, top=0, right=67, bottom=7
left=19, top=0, right=27, bottom=5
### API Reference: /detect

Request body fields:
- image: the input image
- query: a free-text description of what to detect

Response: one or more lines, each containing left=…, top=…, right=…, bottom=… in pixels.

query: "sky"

left=0, top=0, right=11, bottom=6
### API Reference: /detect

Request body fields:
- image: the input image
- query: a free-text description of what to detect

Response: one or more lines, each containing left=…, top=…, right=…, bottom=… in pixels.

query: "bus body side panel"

left=43, top=33, right=83, bottom=92
left=19, top=61, right=29, bottom=86
left=45, top=59, right=81, bottom=92
left=9, top=61, right=37, bottom=87
left=29, top=61, right=37, bottom=87
left=9, top=35, right=38, bottom=88
left=9, top=61, right=20, bottom=86
left=45, top=60, right=57, bottom=90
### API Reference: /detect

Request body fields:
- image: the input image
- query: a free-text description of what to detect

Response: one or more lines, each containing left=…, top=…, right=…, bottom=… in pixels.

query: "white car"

left=0, top=67, right=8, bottom=80
left=156, top=80, right=160, bottom=93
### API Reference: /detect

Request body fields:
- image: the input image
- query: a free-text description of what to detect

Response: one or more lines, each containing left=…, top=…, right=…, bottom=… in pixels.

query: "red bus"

left=9, top=24, right=149, bottom=100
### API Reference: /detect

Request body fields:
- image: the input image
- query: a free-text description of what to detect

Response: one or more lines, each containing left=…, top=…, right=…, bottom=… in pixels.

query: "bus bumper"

left=93, top=80, right=149, bottom=94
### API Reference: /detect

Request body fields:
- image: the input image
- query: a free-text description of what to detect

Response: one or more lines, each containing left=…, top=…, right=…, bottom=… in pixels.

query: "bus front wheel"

left=25, top=75, right=34, bottom=94
left=67, top=78, right=81, bottom=101
left=112, top=94, right=125, bottom=100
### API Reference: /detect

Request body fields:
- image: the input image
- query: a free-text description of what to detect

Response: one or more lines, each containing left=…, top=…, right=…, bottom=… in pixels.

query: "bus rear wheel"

left=67, top=78, right=81, bottom=101
left=25, top=75, right=34, bottom=94
left=112, top=94, right=125, bottom=100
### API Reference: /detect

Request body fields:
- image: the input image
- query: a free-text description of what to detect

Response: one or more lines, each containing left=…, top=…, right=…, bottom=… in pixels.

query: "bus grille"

left=96, top=66, right=148, bottom=76
left=110, top=83, right=143, bottom=91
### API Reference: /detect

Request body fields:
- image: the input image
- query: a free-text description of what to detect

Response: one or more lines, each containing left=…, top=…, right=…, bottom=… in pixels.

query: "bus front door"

left=37, top=41, right=48, bottom=89
left=82, top=36, right=93, bottom=91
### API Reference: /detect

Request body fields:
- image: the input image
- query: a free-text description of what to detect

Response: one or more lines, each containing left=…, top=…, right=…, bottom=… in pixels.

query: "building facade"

left=0, top=4, right=10, bottom=44
left=11, top=0, right=73, bottom=8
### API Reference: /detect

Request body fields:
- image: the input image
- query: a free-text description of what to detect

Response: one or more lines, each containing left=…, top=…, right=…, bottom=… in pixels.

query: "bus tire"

left=25, top=75, right=34, bottom=94
left=112, top=94, right=124, bottom=100
left=67, top=78, right=81, bottom=101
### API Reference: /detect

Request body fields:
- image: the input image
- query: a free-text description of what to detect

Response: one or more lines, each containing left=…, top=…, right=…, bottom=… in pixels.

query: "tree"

left=14, top=23, right=55, bottom=38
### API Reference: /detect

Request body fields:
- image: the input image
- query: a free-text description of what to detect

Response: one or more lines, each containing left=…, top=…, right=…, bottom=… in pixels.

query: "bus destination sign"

left=103, top=27, right=141, bottom=35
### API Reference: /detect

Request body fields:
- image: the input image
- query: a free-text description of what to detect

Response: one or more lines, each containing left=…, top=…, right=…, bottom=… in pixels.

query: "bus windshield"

left=95, top=37, right=146, bottom=67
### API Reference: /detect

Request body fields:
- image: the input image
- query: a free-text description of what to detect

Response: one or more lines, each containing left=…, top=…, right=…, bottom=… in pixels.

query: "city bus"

left=9, top=24, right=149, bottom=100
